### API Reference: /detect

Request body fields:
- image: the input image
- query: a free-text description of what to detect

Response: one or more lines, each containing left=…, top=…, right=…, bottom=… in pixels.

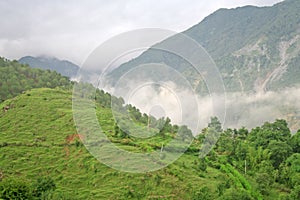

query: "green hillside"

left=0, top=57, right=72, bottom=103
left=0, top=88, right=224, bottom=199
left=1, top=88, right=300, bottom=199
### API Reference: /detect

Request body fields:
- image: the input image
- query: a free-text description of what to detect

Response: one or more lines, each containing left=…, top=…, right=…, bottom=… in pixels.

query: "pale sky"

left=0, top=0, right=283, bottom=65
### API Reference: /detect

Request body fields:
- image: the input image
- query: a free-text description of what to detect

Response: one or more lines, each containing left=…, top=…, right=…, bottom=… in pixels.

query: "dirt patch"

left=65, top=134, right=84, bottom=144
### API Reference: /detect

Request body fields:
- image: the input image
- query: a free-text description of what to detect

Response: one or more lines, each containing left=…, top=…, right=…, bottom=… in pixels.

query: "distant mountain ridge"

left=19, top=56, right=80, bottom=78
left=109, top=0, right=300, bottom=93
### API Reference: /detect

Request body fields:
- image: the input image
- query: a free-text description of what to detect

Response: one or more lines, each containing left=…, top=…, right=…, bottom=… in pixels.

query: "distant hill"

left=0, top=57, right=71, bottom=102
left=19, top=56, right=80, bottom=78
left=109, top=0, right=300, bottom=93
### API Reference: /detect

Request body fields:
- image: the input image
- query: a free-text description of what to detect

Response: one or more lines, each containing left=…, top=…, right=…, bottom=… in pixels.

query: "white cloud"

left=0, top=0, right=283, bottom=65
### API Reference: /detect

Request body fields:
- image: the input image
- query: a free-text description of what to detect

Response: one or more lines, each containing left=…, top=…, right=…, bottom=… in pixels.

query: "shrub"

left=32, top=177, right=56, bottom=198
left=0, top=178, right=32, bottom=199
left=192, top=186, right=214, bottom=200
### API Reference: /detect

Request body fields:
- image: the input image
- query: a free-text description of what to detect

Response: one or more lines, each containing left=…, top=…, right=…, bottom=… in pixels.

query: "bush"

left=32, top=177, right=56, bottom=198
left=0, top=178, right=32, bottom=199
left=0, top=177, right=56, bottom=200
left=289, top=185, right=300, bottom=200
left=198, top=158, right=207, bottom=172
left=192, top=186, right=214, bottom=200
left=221, top=188, right=254, bottom=200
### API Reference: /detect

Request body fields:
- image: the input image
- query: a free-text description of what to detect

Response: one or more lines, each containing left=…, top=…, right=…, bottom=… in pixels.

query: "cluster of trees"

left=74, top=82, right=192, bottom=140
left=195, top=118, right=300, bottom=199
left=0, top=57, right=72, bottom=102
left=113, top=109, right=192, bottom=140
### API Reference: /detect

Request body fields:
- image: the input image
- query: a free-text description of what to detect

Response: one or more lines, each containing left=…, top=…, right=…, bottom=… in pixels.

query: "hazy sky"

left=0, top=0, right=283, bottom=65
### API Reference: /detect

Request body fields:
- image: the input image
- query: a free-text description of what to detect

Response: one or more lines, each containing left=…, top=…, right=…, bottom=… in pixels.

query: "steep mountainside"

left=19, top=56, right=80, bottom=78
left=109, top=0, right=300, bottom=93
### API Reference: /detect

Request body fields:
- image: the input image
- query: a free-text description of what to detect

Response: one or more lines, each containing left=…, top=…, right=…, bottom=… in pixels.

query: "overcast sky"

left=0, top=0, right=283, bottom=65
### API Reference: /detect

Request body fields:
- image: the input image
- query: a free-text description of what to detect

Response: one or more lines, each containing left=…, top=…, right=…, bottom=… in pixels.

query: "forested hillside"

left=0, top=57, right=72, bottom=102
left=104, top=0, right=300, bottom=132
left=108, top=0, right=300, bottom=93
left=0, top=86, right=300, bottom=199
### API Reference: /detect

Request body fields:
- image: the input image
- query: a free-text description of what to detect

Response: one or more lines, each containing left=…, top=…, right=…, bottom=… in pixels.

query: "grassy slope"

left=0, top=88, right=229, bottom=199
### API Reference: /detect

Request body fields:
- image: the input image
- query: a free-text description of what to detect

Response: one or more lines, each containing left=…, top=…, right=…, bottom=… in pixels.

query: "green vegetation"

left=108, top=0, right=300, bottom=93
left=0, top=177, right=56, bottom=199
left=1, top=87, right=300, bottom=199
left=0, top=57, right=72, bottom=102
left=0, top=88, right=224, bottom=199
left=1, top=0, right=300, bottom=198
left=0, top=57, right=299, bottom=198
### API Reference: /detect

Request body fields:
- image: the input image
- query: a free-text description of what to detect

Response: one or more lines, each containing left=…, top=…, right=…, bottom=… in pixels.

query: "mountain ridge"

left=108, top=0, right=300, bottom=93
left=19, top=56, right=80, bottom=78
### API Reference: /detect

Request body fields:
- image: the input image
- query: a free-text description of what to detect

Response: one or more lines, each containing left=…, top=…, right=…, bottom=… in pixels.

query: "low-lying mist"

left=105, top=80, right=300, bottom=134
left=224, top=88, right=300, bottom=132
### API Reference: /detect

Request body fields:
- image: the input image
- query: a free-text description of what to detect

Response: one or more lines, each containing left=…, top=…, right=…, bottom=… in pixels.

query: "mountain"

left=108, top=0, right=300, bottom=93
left=2, top=1, right=300, bottom=199
left=19, top=56, right=80, bottom=78
left=0, top=57, right=71, bottom=102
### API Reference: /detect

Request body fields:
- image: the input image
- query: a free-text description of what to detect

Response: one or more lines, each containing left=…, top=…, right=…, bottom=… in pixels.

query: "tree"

left=255, top=172, right=273, bottom=195
left=208, top=116, right=222, bottom=133
left=178, top=125, right=193, bottom=141
left=236, top=127, right=248, bottom=140
left=216, top=129, right=234, bottom=154
left=249, top=119, right=291, bottom=148
left=268, top=140, right=292, bottom=169
left=290, top=130, right=300, bottom=153
left=234, top=141, right=248, bottom=161
left=289, top=185, right=300, bottom=200
left=159, top=117, right=172, bottom=137
left=279, top=153, right=300, bottom=187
